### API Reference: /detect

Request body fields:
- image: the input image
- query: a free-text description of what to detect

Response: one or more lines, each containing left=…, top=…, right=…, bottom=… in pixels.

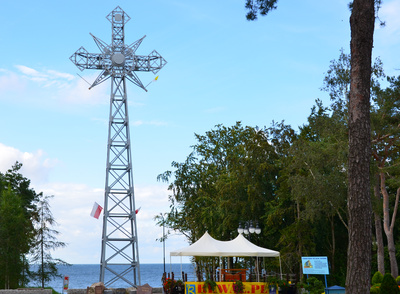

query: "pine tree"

left=30, top=193, right=69, bottom=288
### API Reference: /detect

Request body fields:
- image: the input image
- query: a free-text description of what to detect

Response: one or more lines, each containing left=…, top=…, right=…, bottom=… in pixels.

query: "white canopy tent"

left=170, top=232, right=282, bottom=281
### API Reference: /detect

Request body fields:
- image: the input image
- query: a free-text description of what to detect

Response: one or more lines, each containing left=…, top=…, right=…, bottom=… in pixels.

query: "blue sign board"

left=302, top=256, right=329, bottom=275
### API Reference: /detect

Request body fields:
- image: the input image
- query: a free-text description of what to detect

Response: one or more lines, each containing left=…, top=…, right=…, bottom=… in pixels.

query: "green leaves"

left=245, top=0, right=279, bottom=20
left=159, top=122, right=279, bottom=244
left=0, top=163, right=67, bottom=289
left=0, top=184, right=32, bottom=288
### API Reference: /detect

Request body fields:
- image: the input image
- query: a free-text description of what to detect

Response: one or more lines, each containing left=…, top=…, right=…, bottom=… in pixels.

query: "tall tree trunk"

left=374, top=178, right=385, bottom=275
left=346, top=0, right=375, bottom=292
left=374, top=213, right=385, bottom=274
left=381, top=173, right=400, bottom=277
left=330, top=216, right=336, bottom=274
left=387, top=233, right=398, bottom=277
left=41, top=209, right=45, bottom=288
left=297, top=200, right=303, bottom=280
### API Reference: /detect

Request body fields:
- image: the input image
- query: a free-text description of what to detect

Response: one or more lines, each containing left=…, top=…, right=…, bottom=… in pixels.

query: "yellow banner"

left=185, top=282, right=277, bottom=294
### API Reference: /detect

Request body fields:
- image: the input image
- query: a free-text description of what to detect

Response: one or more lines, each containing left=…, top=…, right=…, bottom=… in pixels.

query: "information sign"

left=301, top=256, right=329, bottom=275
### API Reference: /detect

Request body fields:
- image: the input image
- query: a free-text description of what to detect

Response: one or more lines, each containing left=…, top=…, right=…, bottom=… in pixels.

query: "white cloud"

left=59, top=72, right=109, bottom=105
left=0, top=143, right=57, bottom=184
left=15, top=65, right=77, bottom=90
left=15, top=65, right=75, bottom=84
left=15, top=65, right=43, bottom=77
left=0, top=145, right=186, bottom=264
left=0, top=69, right=26, bottom=93
left=0, top=65, right=109, bottom=106
left=32, top=182, right=105, bottom=264
left=0, top=64, right=158, bottom=108
left=32, top=180, right=188, bottom=264
left=47, top=69, right=75, bottom=81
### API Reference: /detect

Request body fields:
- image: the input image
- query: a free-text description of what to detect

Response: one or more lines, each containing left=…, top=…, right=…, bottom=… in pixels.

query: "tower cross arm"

left=133, top=51, right=167, bottom=74
left=70, top=47, right=105, bottom=71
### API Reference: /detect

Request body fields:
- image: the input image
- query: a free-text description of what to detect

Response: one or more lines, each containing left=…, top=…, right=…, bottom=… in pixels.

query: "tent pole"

left=256, top=256, right=259, bottom=282
left=180, top=256, right=183, bottom=280
left=279, top=255, right=283, bottom=279
left=219, top=257, right=222, bottom=282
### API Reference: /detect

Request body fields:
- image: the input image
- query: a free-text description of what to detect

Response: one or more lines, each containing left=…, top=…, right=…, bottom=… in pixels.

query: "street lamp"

left=237, top=221, right=261, bottom=282
left=237, top=223, right=244, bottom=234
left=238, top=221, right=261, bottom=237
left=159, top=213, right=167, bottom=274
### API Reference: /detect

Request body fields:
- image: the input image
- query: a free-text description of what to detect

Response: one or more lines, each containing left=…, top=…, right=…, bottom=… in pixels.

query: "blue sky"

left=0, top=0, right=399, bottom=265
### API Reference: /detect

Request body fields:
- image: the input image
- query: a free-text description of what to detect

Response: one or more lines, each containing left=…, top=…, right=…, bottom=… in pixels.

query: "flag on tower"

left=145, top=76, right=160, bottom=88
left=90, top=202, right=103, bottom=219
left=135, top=207, right=141, bottom=214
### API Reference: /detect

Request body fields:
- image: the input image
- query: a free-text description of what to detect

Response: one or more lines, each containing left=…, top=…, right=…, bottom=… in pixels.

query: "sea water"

left=28, top=263, right=195, bottom=292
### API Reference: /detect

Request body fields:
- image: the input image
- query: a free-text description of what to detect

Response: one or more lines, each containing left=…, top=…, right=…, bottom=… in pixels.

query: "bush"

left=396, top=276, right=400, bottom=285
left=370, top=284, right=381, bottom=294
left=380, top=273, right=400, bottom=294
left=304, top=277, right=325, bottom=294
left=372, top=271, right=384, bottom=285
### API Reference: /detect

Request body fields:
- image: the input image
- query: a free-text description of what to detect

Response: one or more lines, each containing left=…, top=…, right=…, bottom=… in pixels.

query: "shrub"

left=380, top=273, right=400, bottom=294
left=370, top=284, right=381, bottom=294
left=304, top=277, right=325, bottom=294
left=372, top=271, right=384, bottom=285
left=396, top=276, right=400, bottom=285
left=233, top=280, right=244, bottom=294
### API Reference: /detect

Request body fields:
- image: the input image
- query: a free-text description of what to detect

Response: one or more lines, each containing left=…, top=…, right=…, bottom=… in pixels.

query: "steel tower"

left=70, top=6, right=166, bottom=287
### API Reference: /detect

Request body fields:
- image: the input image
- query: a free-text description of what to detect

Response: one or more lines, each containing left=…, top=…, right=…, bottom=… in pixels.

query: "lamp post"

left=159, top=213, right=167, bottom=275
left=237, top=221, right=261, bottom=281
left=163, top=217, right=166, bottom=274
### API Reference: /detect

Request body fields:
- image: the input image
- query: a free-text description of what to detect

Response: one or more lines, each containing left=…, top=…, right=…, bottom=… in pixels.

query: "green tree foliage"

left=0, top=163, right=66, bottom=289
left=266, top=102, right=348, bottom=282
left=244, top=1, right=377, bottom=292
left=371, top=75, right=400, bottom=277
left=30, top=193, right=69, bottom=288
left=323, top=50, right=400, bottom=277
left=244, top=0, right=278, bottom=20
left=0, top=188, right=32, bottom=289
left=158, top=122, right=279, bottom=267
left=0, top=163, right=37, bottom=289
left=0, top=162, right=38, bottom=220
left=157, top=50, right=400, bottom=286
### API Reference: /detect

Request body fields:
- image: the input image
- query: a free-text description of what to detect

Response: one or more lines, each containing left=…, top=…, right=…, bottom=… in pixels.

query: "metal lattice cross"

left=70, top=6, right=166, bottom=287
left=70, top=6, right=167, bottom=91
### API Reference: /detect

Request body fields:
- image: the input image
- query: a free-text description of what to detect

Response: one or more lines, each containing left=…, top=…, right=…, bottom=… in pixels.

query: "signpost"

left=301, top=256, right=329, bottom=288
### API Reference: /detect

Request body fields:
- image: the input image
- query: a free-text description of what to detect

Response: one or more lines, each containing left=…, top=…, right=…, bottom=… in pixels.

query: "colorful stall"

left=169, top=232, right=283, bottom=293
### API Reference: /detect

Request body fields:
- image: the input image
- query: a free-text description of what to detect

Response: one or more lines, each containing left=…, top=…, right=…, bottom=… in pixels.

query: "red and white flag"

left=90, top=202, right=103, bottom=219
left=135, top=207, right=141, bottom=214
